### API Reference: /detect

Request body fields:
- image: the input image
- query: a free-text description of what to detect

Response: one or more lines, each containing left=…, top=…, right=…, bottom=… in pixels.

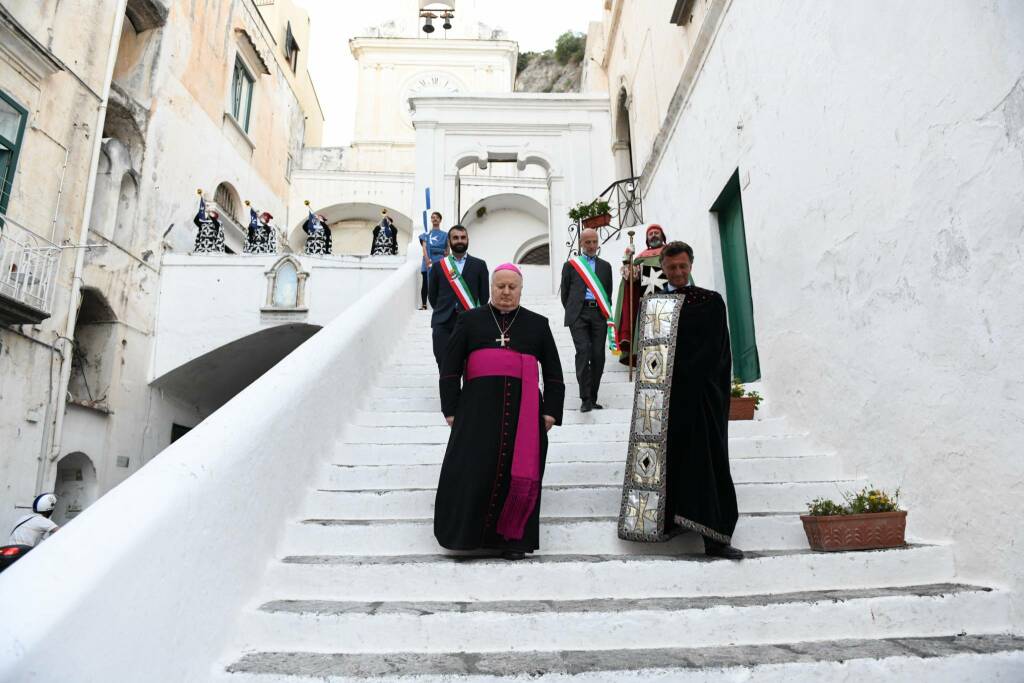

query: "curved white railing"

left=0, top=257, right=421, bottom=682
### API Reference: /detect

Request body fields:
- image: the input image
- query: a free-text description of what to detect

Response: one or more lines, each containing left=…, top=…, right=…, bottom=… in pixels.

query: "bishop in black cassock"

left=617, top=241, right=743, bottom=560
left=434, top=264, right=565, bottom=558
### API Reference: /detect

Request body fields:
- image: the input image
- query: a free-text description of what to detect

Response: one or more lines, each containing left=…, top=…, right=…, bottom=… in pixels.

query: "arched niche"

left=69, top=288, right=118, bottom=408
left=52, top=451, right=99, bottom=524
left=263, top=255, right=309, bottom=311
left=112, top=172, right=140, bottom=250
left=214, top=181, right=243, bottom=224
left=613, top=86, right=635, bottom=179
left=289, top=202, right=413, bottom=256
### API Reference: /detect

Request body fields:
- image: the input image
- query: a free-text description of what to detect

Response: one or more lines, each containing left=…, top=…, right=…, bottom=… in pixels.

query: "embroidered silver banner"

left=617, top=292, right=684, bottom=542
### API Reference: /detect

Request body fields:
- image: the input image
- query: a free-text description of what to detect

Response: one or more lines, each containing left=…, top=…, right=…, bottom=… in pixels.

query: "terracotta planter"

left=800, top=510, right=907, bottom=552
left=729, top=396, right=757, bottom=420
left=581, top=213, right=612, bottom=229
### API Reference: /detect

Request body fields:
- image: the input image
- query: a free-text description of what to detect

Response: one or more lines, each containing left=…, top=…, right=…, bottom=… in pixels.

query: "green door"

left=712, top=171, right=760, bottom=382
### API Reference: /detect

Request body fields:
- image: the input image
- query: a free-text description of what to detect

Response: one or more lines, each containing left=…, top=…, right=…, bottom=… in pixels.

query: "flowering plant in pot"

left=801, top=487, right=906, bottom=552
left=569, top=199, right=612, bottom=229
left=729, top=378, right=762, bottom=420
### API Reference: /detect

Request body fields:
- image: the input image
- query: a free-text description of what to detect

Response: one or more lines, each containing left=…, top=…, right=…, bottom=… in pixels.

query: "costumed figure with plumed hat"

left=243, top=203, right=278, bottom=255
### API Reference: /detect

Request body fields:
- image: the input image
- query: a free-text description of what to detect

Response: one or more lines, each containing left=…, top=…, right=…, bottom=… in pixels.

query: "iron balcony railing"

left=0, top=215, right=62, bottom=323
left=566, top=176, right=644, bottom=258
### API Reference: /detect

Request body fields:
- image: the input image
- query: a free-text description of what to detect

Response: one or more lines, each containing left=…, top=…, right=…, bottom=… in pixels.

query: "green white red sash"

left=569, top=255, right=619, bottom=353
left=440, top=254, right=478, bottom=310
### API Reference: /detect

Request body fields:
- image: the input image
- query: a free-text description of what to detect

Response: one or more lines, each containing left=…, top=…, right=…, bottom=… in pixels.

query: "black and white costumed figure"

left=303, top=208, right=332, bottom=256
left=370, top=212, right=399, bottom=255
left=192, top=195, right=225, bottom=253
left=617, top=241, right=744, bottom=560
left=434, top=264, right=565, bottom=559
left=243, top=206, right=277, bottom=255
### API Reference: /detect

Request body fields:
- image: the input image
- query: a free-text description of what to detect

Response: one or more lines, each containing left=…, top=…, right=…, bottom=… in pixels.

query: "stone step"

left=333, top=436, right=817, bottom=465
left=351, top=411, right=788, bottom=435
left=234, top=584, right=1008, bottom=656
left=281, top=514, right=808, bottom=556
left=300, top=481, right=855, bottom=521
left=261, top=545, right=955, bottom=603
left=316, top=455, right=844, bottom=491
left=223, top=634, right=1024, bottom=682
left=368, top=381, right=660, bottom=400
left=375, top=371, right=635, bottom=389
left=341, top=422, right=799, bottom=445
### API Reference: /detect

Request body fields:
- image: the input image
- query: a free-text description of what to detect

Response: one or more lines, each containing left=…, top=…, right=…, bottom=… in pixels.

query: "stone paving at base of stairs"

left=226, top=634, right=1024, bottom=679
left=259, top=583, right=988, bottom=617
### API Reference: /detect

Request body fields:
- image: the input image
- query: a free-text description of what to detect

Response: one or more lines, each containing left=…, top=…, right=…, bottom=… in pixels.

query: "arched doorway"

left=613, top=86, right=634, bottom=180
left=288, top=203, right=413, bottom=256
left=459, top=193, right=548, bottom=269
left=52, top=452, right=99, bottom=524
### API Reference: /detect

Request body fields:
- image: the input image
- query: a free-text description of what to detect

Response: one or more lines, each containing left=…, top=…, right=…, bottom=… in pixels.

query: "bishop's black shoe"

left=703, top=538, right=745, bottom=560
left=501, top=551, right=526, bottom=561
left=580, top=400, right=593, bottom=413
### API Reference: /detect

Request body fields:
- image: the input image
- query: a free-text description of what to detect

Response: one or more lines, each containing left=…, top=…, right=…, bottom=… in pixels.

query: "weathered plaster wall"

left=639, top=0, right=1024, bottom=624
left=0, top=0, right=122, bottom=531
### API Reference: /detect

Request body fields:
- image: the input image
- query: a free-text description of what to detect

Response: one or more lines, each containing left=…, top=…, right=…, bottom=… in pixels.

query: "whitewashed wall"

left=152, top=253, right=405, bottom=380
left=640, top=0, right=1024, bottom=625
left=0, top=260, right=421, bottom=682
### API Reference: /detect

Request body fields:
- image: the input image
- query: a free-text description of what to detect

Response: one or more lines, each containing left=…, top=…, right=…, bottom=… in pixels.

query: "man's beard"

left=648, top=237, right=664, bottom=249
left=451, top=242, right=468, bottom=255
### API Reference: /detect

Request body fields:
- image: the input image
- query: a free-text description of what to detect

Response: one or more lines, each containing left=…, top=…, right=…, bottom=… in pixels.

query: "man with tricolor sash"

left=560, top=228, right=615, bottom=413
left=427, top=224, right=489, bottom=369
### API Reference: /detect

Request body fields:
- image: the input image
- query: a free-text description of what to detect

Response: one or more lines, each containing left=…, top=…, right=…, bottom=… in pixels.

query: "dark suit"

left=428, top=253, right=489, bottom=367
left=560, top=255, right=614, bottom=403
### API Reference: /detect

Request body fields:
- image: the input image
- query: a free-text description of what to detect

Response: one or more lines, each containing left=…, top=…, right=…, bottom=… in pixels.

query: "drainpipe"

left=37, top=0, right=128, bottom=493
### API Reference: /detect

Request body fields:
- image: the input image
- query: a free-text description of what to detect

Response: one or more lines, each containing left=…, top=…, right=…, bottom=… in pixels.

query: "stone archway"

left=459, top=193, right=548, bottom=268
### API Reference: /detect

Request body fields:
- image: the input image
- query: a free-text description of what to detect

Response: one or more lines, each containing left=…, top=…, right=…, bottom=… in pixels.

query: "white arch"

left=513, top=234, right=549, bottom=264
left=460, top=192, right=548, bottom=226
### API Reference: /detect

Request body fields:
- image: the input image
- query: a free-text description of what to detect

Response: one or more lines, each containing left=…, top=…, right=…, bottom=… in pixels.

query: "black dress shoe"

left=592, top=402, right=604, bottom=409
left=580, top=400, right=593, bottom=413
left=501, top=551, right=526, bottom=561
left=703, top=538, right=745, bottom=560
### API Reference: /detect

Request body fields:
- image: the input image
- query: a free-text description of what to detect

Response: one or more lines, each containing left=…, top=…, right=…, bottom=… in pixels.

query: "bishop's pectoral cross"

left=495, top=332, right=510, bottom=348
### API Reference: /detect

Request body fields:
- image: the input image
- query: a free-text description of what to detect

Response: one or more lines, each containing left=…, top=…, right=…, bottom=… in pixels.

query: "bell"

left=442, top=12, right=452, bottom=30
left=422, top=15, right=435, bottom=33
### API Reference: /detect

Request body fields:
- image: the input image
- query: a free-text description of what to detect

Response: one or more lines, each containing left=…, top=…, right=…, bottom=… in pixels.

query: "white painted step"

left=236, top=585, right=1009, bottom=655
left=280, top=514, right=807, bottom=556
left=298, top=481, right=857, bottom=520
left=314, top=455, right=844, bottom=491
left=261, top=545, right=957, bottom=602
left=332, top=435, right=818, bottom=465
left=351, top=411, right=788, bottom=435
left=222, top=635, right=1024, bottom=682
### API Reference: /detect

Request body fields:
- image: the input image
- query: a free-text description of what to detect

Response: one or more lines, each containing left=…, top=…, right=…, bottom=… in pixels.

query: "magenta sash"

left=465, top=347, right=541, bottom=541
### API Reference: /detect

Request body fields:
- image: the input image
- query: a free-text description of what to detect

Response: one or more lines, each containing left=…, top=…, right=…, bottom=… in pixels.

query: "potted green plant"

left=801, top=487, right=907, bottom=552
left=568, top=199, right=612, bottom=229
left=729, top=378, right=762, bottom=420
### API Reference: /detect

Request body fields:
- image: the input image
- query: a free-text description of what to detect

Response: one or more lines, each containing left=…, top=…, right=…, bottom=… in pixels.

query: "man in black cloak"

left=617, top=241, right=744, bottom=560
left=434, top=263, right=565, bottom=560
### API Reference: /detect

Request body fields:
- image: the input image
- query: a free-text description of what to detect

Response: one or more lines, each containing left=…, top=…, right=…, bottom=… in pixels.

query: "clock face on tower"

left=401, top=72, right=462, bottom=124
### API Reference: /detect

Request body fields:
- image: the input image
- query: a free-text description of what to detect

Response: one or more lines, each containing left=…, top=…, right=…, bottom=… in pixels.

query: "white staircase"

left=218, top=296, right=1023, bottom=681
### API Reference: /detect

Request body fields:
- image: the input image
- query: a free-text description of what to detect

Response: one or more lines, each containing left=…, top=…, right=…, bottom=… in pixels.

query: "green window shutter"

left=712, top=170, right=761, bottom=382
left=0, top=91, right=28, bottom=219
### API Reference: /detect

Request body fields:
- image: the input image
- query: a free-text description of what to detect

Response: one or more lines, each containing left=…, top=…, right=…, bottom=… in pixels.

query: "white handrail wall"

left=0, top=260, right=420, bottom=682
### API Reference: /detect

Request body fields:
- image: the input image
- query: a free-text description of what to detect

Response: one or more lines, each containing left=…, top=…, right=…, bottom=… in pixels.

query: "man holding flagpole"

left=427, top=224, right=488, bottom=369
left=560, top=228, right=615, bottom=412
